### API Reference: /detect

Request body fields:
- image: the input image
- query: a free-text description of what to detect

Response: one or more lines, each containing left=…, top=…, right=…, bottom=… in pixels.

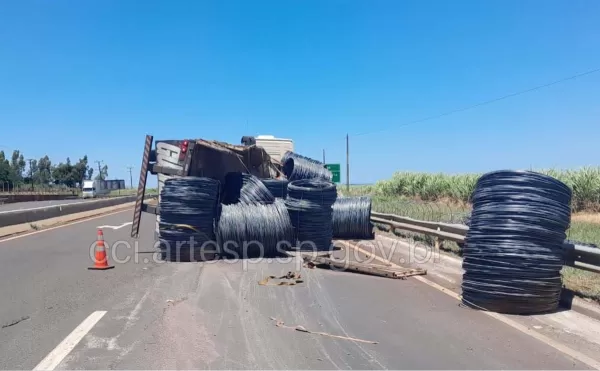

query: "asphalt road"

left=0, top=199, right=87, bottom=213
left=0, top=209, right=595, bottom=369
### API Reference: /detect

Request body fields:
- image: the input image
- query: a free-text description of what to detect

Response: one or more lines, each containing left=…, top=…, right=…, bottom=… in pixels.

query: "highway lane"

left=0, top=209, right=159, bottom=369
left=0, top=208, right=595, bottom=369
left=0, top=198, right=87, bottom=213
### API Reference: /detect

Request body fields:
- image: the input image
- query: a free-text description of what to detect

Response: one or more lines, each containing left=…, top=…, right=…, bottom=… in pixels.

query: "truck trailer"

left=131, top=135, right=283, bottom=239
left=81, top=179, right=110, bottom=199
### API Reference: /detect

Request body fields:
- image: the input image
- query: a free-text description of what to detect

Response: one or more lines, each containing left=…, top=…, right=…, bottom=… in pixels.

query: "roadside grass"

left=568, top=221, right=600, bottom=247
left=563, top=221, right=600, bottom=299
left=108, top=188, right=158, bottom=197
left=356, top=167, right=600, bottom=212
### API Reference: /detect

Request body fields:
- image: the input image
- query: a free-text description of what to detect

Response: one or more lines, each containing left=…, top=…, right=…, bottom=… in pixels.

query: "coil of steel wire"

left=260, top=178, right=289, bottom=199
left=461, top=170, right=572, bottom=314
left=332, top=196, right=373, bottom=239
left=216, top=199, right=293, bottom=258
left=158, top=177, right=220, bottom=261
left=285, top=179, right=337, bottom=251
left=282, top=151, right=322, bottom=166
left=224, top=172, right=275, bottom=205
left=283, top=156, right=332, bottom=181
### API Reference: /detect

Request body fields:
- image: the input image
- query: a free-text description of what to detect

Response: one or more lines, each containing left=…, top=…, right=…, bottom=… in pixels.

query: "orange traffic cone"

left=89, top=229, right=114, bottom=270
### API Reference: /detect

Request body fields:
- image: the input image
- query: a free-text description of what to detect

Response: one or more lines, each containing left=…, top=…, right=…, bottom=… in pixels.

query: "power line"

left=352, top=67, right=600, bottom=137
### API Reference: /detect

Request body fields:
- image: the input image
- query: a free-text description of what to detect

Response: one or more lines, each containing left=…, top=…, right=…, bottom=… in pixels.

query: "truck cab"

left=82, top=180, right=97, bottom=199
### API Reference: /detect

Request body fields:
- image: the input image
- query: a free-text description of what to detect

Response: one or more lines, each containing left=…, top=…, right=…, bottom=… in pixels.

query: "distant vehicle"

left=81, top=180, right=110, bottom=199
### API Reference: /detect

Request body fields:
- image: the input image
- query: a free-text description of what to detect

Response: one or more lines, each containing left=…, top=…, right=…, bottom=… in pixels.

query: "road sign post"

left=324, top=163, right=341, bottom=183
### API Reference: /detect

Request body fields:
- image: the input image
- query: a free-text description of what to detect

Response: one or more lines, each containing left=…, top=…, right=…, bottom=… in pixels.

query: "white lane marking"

left=345, top=241, right=600, bottom=370
left=97, top=222, right=133, bottom=230
left=33, top=311, right=107, bottom=371
left=0, top=208, right=131, bottom=244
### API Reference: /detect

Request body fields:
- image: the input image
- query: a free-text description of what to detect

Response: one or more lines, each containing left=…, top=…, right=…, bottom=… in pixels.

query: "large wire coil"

left=461, top=170, right=572, bottom=314
left=216, top=199, right=294, bottom=258
left=260, top=178, right=289, bottom=199
left=281, top=151, right=322, bottom=167
left=332, top=196, right=373, bottom=239
left=282, top=151, right=332, bottom=181
left=158, top=177, right=220, bottom=261
left=285, top=179, right=337, bottom=251
left=224, top=172, right=275, bottom=205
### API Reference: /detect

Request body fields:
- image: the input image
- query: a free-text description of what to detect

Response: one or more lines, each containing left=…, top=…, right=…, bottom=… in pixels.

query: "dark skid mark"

left=1, top=316, right=30, bottom=329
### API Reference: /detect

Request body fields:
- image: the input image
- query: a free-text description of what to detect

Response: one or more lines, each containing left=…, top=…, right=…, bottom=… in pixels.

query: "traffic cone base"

left=88, top=265, right=114, bottom=270
left=89, top=229, right=114, bottom=270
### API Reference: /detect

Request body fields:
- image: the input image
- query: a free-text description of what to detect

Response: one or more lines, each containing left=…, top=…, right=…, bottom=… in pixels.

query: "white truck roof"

left=254, top=135, right=294, bottom=162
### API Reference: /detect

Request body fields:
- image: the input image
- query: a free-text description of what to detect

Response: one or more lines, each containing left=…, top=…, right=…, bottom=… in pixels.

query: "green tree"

left=10, top=150, right=26, bottom=184
left=36, top=155, right=53, bottom=185
left=0, top=151, right=13, bottom=187
left=72, top=155, right=90, bottom=186
left=95, top=164, right=108, bottom=180
left=25, top=159, right=38, bottom=185
left=52, top=158, right=75, bottom=187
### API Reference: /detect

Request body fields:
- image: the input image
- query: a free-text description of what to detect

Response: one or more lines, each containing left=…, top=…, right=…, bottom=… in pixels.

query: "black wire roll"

left=282, top=151, right=322, bottom=166
left=224, top=172, right=275, bottom=205
left=216, top=199, right=294, bottom=258
left=260, top=178, right=289, bottom=199
left=332, top=196, right=373, bottom=239
left=461, top=170, right=572, bottom=314
left=285, top=179, right=337, bottom=251
left=158, top=177, right=220, bottom=261
left=283, top=157, right=332, bottom=181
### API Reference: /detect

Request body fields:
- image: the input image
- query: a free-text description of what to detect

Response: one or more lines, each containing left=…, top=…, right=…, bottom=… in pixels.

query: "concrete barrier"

left=0, top=196, right=138, bottom=228
left=0, top=193, right=79, bottom=204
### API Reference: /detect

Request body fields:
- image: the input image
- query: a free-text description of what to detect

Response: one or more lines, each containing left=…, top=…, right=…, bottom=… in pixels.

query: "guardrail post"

left=434, top=227, right=441, bottom=255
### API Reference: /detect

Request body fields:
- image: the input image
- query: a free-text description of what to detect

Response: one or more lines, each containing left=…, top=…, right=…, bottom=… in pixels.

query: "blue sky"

left=1, top=0, right=599, bottom=186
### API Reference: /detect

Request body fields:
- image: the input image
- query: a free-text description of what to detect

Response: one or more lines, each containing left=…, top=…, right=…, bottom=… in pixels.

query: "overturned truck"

left=130, top=135, right=283, bottom=239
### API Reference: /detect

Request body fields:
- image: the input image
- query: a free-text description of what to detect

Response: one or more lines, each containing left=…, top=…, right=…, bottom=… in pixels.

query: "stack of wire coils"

left=260, top=178, right=289, bottom=199
left=216, top=199, right=294, bottom=258
left=285, top=179, right=337, bottom=251
left=223, top=172, right=275, bottom=205
left=332, top=196, right=373, bottom=239
left=158, top=177, right=220, bottom=261
left=282, top=151, right=332, bottom=181
left=461, top=170, right=572, bottom=314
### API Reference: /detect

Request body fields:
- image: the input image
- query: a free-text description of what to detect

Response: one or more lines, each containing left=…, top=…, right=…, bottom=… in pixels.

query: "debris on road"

left=302, top=255, right=426, bottom=279
left=1, top=316, right=30, bottom=329
left=270, top=317, right=378, bottom=344
left=259, top=272, right=304, bottom=286
left=166, top=297, right=188, bottom=306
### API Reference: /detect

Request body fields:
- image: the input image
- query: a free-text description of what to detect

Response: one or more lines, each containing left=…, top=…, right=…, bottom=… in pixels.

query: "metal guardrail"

left=371, top=211, right=600, bottom=274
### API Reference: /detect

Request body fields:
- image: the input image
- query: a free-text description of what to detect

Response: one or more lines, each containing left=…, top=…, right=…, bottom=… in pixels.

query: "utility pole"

left=27, top=159, right=34, bottom=192
left=322, top=149, right=326, bottom=164
left=94, top=160, right=103, bottom=180
left=346, top=134, right=350, bottom=192
left=127, top=166, right=134, bottom=188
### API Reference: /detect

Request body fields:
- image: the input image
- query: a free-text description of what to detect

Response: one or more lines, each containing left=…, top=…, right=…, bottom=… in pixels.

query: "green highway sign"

left=325, top=163, right=341, bottom=183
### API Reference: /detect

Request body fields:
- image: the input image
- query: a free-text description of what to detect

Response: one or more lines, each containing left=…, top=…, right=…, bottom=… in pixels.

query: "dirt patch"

left=572, top=213, right=600, bottom=224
